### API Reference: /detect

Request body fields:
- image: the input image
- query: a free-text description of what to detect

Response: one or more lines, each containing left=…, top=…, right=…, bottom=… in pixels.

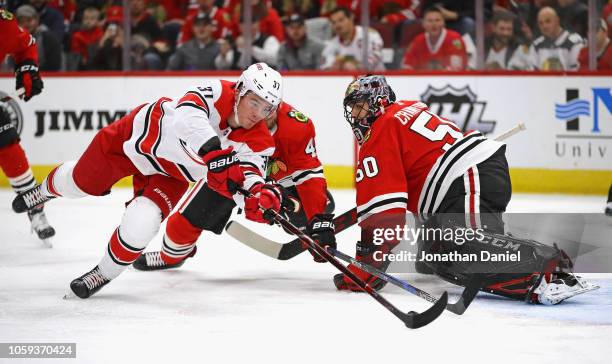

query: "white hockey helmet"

left=236, top=62, right=283, bottom=108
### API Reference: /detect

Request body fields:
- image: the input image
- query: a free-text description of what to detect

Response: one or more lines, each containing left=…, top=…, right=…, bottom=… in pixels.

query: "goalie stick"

left=237, top=122, right=529, bottom=261
left=235, top=188, right=448, bottom=328
left=226, top=220, right=481, bottom=315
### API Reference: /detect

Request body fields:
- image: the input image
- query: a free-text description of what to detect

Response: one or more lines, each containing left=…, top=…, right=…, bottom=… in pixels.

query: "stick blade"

left=403, top=291, right=448, bottom=329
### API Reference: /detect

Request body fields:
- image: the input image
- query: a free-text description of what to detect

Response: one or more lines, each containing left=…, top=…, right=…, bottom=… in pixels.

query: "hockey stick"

left=226, top=220, right=480, bottom=315
left=235, top=187, right=448, bottom=328
left=1, top=88, right=25, bottom=102
left=238, top=122, right=529, bottom=261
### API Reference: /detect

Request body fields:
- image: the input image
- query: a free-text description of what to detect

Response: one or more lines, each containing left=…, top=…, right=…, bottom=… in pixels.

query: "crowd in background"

left=1, top=0, right=611, bottom=72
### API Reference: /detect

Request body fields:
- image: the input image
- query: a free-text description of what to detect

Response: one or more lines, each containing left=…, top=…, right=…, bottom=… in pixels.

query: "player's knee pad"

left=119, top=197, right=162, bottom=247
left=0, top=107, right=19, bottom=148
left=45, top=161, right=88, bottom=198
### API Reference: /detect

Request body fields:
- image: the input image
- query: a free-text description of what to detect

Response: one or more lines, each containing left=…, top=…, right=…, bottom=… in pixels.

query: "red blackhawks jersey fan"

left=336, top=75, right=593, bottom=305
left=12, top=63, right=285, bottom=299
left=131, top=100, right=337, bottom=271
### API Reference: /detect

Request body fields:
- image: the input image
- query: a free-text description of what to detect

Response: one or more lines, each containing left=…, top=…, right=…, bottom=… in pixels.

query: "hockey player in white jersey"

left=12, top=63, right=283, bottom=299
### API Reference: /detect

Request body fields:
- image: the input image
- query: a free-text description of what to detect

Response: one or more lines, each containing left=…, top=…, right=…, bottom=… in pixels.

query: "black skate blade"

left=402, top=291, right=448, bottom=329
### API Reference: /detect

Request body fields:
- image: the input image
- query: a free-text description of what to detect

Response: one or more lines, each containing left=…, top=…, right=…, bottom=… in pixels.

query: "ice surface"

left=1, top=190, right=610, bottom=364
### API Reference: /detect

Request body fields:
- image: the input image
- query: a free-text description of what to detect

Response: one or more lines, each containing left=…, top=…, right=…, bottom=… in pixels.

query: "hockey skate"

left=13, top=184, right=54, bottom=213
left=27, top=206, right=55, bottom=248
left=531, top=272, right=600, bottom=305
left=606, top=202, right=612, bottom=217
left=68, top=266, right=111, bottom=299
left=132, top=247, right=197, bottom=271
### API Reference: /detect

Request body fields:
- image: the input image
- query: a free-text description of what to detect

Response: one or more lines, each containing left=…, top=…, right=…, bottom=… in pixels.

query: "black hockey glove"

left=306, top=213, right=336, bottom=263
left=15, top=60, right=43, bottom=101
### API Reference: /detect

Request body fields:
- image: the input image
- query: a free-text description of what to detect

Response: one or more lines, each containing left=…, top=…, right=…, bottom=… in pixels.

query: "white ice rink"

left=1, top=189, right=611, bottom=364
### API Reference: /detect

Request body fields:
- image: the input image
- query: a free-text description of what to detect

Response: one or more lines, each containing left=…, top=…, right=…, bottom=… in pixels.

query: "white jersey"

left=485, top=44, right=532, bottom=70
left=321, top=25, right=385, bottom=71
left=123, top=79, right=274, bottom=190
left=529, top=30, right=583, bottom=71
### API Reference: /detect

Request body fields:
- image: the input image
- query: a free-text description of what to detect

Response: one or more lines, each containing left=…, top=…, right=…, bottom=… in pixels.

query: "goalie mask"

left=343, top=75, right=396, bottom=144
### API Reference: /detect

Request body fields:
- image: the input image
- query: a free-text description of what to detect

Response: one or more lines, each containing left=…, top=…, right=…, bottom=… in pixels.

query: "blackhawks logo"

left=0, top=9, right=14, bottom=20
left=288, top=109, right=308, bottom=123
left=267, top=158, right=288, bottom=176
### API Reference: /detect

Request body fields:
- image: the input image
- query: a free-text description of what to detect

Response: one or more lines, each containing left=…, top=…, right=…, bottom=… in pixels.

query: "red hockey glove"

left=15, top=60, right=43, bottom=101
left=306, top=214, right=337, bottom=263
left=202, top=147, right=245, bottom=199
left=244, top=183, right=282, bottom=224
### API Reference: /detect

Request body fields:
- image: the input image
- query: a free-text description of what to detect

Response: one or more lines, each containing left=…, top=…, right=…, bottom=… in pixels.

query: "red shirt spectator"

left=180, top=0, right=234, bottom=44
left=578, top=19, right=612, bottom=70
left=402, top=7, right=467, bottom=70
left=70, top=7, right=103, bottom=64
left=226, top=0, right=284, bottom=42
left=48, top=0, right=75, bottom=21
left=155, top=0, right=189, bottom=21
left=403, top=29, right=467, bottom=70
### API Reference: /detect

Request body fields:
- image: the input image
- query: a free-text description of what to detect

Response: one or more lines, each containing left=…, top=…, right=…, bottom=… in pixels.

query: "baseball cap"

left=15, top=4, right=37, bottom=19
left=193, top=13, right=212, bottom=25
left=285, top=14, right=305, bottom=26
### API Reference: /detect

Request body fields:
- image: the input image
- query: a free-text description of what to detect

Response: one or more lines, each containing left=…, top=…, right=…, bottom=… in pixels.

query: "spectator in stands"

left=379, top=1, right=420, bottom=26
left=129, top=0, right=164, bottom=70
left=420, top=0, right=489, bottom=38
left=27, top=0, right=65, bottom=44
left=179, top=0, right=234, bottom=45
left=69, top=7, right=103, bottom=70
left=578, top=19, right=612, bottom=70
left=91, top=21, right=125, bottom=70
left=277, top=14, right=324, bottom=70
left=272, top=0, right=320, bottom=19
left=167, top=13, right=219, bottom=70
left=529, top=6, right=583, bottom=71
left=485, top=11, right=531, bottom=70
left=216, top=13, right=280, bottom=69
left=557, top=0, right=588, bottom=38
left=320, top=6, right=385, bottom=70
left=130, top=0, right=162, bottom=42
left=16, top=4, right=62, bottom=71
left=402, top=7, right=466, bottom=71
left=226, top=0, right=285, bottom=41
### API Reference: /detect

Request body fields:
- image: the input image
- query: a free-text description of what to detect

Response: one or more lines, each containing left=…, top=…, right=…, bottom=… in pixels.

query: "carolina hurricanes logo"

left=0, top=91, right=24, bottom=136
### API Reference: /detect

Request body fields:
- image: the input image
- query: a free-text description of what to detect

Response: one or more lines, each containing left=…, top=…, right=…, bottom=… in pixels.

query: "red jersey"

left=355, top=100, right=503, bottom=224
left=70, top=26, right=103, bottom=62
left=578, top=41, right=612, bottom=70
left=179, top=6, right=234, bottom=45
left=224, top=0, right=285, bottom=42
left=402, top=29, right=467, bottom=70
left=267, top=102, right=327, bottom=220
left=0, top=9, right=38, bottom=64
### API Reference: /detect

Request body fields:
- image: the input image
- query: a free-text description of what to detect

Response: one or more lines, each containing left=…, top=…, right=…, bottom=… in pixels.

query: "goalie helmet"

left=236, top=62, right=282, bottom=117
left=343, top=75, right=396, bottom=144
